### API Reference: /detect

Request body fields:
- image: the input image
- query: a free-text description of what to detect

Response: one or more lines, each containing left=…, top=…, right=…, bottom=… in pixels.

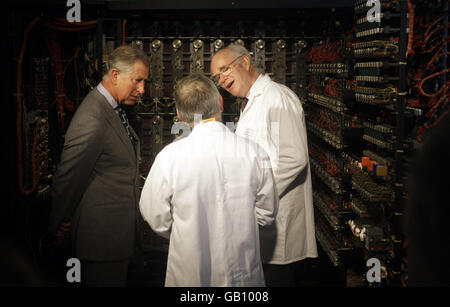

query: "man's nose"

left=137, top=81, right=145, bottom=94
left=218, top=73, right=228, bottom=87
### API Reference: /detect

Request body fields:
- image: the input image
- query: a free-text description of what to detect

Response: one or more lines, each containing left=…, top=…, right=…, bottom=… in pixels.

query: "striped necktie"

left=116, top=106, right=135, bottom=143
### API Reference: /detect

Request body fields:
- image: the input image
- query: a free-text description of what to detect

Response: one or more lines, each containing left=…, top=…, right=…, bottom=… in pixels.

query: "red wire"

left=43, top=20, right=97, bottom=32
left=427, top=51, right=450, bottom=71
left=122, top=19, right=127, bottom=45
left=17, top=16, right=41, bottom=195
left=44, top=35, right=66, bottom=128
left=406, top=0, right=415, bottom=57
left=52, top=17, right=98, bottom=26
left=417, top=69, right=450, bottom=97
left=423, top=18, right=450, bottom=51
left=16, top=16, right=98, bottom=195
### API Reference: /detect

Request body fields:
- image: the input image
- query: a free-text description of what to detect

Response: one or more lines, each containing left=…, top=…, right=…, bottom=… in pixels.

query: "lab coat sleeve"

left=266, top=91, right=309, bottom=198
left=139, top=154, right=173, bottom=239
left=255, top=150, right=279, bottom=226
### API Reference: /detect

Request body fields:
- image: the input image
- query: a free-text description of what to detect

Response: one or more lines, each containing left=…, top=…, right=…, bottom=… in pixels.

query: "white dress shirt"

left=236, top=74, right=318, bottom=264
left=139, top=121, right=278, bottom=286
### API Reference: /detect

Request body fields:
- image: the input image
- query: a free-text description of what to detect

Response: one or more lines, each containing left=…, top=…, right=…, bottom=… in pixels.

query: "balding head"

left=174, top=74, right=221, bottom=124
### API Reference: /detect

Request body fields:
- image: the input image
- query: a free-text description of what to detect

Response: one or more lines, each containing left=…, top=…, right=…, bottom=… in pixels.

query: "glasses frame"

left=212, top=55, right=243, bottom=84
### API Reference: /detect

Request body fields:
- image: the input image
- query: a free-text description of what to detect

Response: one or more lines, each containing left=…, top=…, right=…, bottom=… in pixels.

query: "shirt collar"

left=246, top=74, right=271, bottom=101
left=191, top=120, right=226, bottom=135
left=97, top=82, right=118, bottom=110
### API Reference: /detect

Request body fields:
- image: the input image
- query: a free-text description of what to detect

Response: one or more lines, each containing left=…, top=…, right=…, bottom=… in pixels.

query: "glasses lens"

left=212, top=56, right=241, bottom=84
left=222, top=66, right=233, bottom=76
left=211, top=74, right=220, bottom=86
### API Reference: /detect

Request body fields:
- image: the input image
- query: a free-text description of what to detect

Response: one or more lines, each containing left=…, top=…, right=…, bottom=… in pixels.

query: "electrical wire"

left=122, top=19, right=127, bottom=44
left=308, top=40, right=343, bottom=62
left=406, top=0, right=415, bottom=57
left=408, top=2, right=449, bottom=140
left=17, top=16, right=98, bottom=195
left=17, top=16, right=41, bottom=195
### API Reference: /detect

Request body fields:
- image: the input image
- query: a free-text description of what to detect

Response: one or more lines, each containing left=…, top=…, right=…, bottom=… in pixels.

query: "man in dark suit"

left=49, top=45, right=149, bottom=286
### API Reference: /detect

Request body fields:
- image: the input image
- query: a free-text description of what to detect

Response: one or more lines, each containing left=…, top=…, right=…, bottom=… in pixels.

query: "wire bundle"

left=17, top=17, right=97, bottom=195
left=307, top=40, right=343, bottom=62
left=408, top=2, right=449, bottom=141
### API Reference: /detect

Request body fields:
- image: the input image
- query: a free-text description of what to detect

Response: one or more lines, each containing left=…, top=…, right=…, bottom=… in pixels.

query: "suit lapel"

left=130, top=126, right=140, bottom=151
left=129, top=125, right=141, bottom=179
left=92, top=89, right=137, bottom=161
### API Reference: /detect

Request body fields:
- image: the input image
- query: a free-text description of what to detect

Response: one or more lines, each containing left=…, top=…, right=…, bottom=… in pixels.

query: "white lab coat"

left=139, top=121, right=279, bottom=286
left=236, top=74, right=318, bottom=264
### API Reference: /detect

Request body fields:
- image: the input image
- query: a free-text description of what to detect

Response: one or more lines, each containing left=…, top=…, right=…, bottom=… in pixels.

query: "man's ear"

left=219, top=95, right=224, bottom=112
left=176, top=110, right=184, bottom=122
left=241, top=55, right=252, bottom=71
left=110, top=68, right=120, bottom=85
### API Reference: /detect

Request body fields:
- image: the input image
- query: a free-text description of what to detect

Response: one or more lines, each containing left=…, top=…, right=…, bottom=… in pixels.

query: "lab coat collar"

left=246, top=74, right=271, bottom=102
left=191, top=120, right=227, bottom=136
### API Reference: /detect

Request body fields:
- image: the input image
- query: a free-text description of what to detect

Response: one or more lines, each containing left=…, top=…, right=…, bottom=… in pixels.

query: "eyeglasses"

left=212, top=55, right=243, bottom=83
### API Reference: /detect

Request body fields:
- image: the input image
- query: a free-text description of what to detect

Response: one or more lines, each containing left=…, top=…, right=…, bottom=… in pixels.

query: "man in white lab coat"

left=139, top=74, right=279, bottom=287
left=211, top=44, right=318, bottom=286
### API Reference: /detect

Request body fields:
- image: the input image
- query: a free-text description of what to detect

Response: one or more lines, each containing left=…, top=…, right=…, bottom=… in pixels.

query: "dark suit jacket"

left=49, top=88, right=141, bottom=261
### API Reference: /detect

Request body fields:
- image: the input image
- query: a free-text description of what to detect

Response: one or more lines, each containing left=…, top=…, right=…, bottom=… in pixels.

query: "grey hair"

left=223, top=43, right=251, bottom=60
left=221, top=43, right=264, bottom=74
left=103, top=45, right=150, bottom=78
left=174, top=74, right=221, bottom=124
